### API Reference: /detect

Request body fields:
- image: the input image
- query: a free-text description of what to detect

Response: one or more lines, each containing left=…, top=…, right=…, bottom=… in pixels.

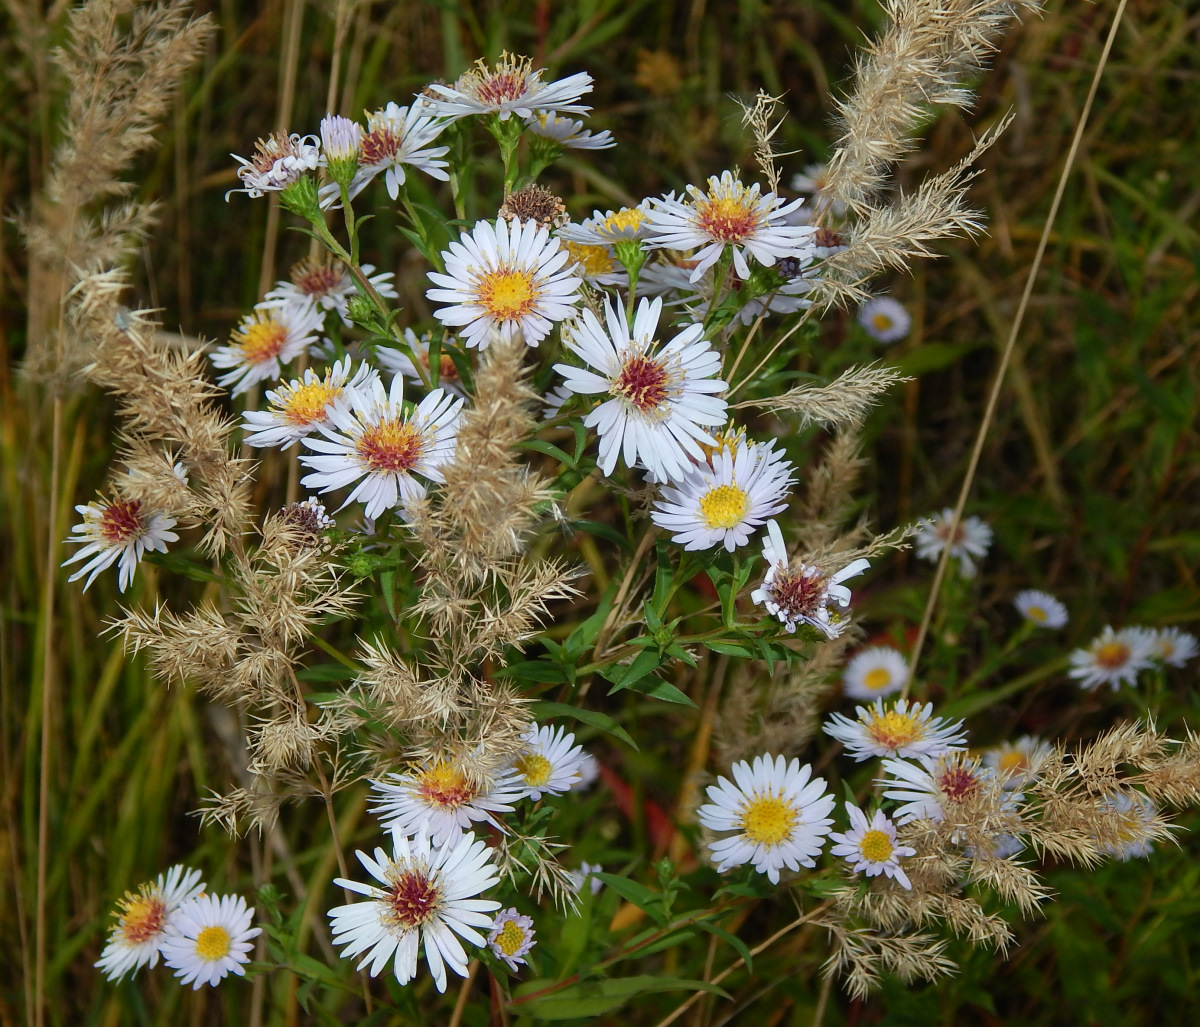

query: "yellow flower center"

left=698, top=428, right=745, bottom=463
left=603, top=208, right=647, bottom=233
left=564, top=241, right=616, bottom=277
left=862, top=667, right=893, bottom=692
left=699, top=484, right=749, bottom=529
left=858, top=829, right=894, bottom=863
left=495, top=919, right=527, bottom=956
left=477, top=268, right=538, bottom=321
left=1026, top=605, right=1047, bottom=623
left=738, top=793, right=798, bottom=846
left=356, top=419, right=425, bottom=473
left=997, top=751, right=1029, bottom=775
left=234, top=316, right=289, bottom=364
left=194, top=925, right=232, bottom=961
left=416, top=761, right=477, bottom=809
left=863, top=709, right=924, bottom=751
left=116, top=891, right=166, bottom=945
left=280, top=379, right=341, bottom=426
left=870, top=313, right=894, bottom=332
left=1094, top=641, right=1130, bottom=670
left=695, top=190, right=759, bottom=243
left=514, top=753, right=553, bottom=787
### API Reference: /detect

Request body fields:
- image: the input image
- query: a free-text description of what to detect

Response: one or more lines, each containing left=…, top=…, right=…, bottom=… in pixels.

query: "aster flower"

left=572, top=753, right=600, bottom=790
left=369, top=758, right=523, bottom=844
left=561, top=240, right=628, bottom=287
left=426, top=218, right=583, bottom=349
left=524, top=110, right=614, bottom=149
left=160, top=894, right=260, bottom=990
left=824, top=699, right=967, bottom=762
left=878, top=753, right=1000, bottom=824
left=426, top=53, right=593, bottom=122
left=557, top=203, right=655, bottom=245
left=829, top=804, right=916, bottom=889
left=914, top=508, right=993, bottom=579
left=542, top=382, right=576, bottom=420
left=567, top=861, right=604, bottom=896
left=228, top=132, right=320, bottom=198
left=375, top=329, right=470, bottom=398
left=650, top=438, right=793, bottom=551
left=1013, top=589, right=1069, bottom=629
left=336, top=102, right=450, bottom=202
left=643, top=170, right=815, bottom=283
left=62, top=496, right=179, bottom=593
left=983, top=736, right=1051, bottom=790
left=488, top=908, right=536, bottom=971
left=242, top=357, right=377, bottom=450
left=1097, top=790, right=1157, bottom=861
left=299, top=373, right=463, bottom=520
left=857, top=296, right=911, bottom=343
left=210, top=304, right=324, bottom=396
left=1068, top=625, right=1156, bottom=691
left=553, top=296, right=728, bottom=481
left=790, top=163, right=846, bottom=217
left=261, top=258, right=396, bottom=326
left=95, top=865, right=205, bottom=981
left=319, top=113, right=362, bottom=168
left=750, top=520, right=869, bottom=638
left=329, top=828, right=500, bottom=993
left=510, top=723, right=589, bottom=801
left=1149, top=626, right=1198, bottom=668
left=842, top=646, right=908, bottom=701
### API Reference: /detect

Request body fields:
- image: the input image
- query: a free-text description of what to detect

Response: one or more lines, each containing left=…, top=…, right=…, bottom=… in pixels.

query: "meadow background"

left=2, top=0, right=1199, bottom=1023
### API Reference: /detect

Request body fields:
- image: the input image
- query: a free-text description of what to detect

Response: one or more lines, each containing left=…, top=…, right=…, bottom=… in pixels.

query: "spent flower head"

left=63, top=496, right=179, bottom=593
left=229, top=132, right=320, bottom=198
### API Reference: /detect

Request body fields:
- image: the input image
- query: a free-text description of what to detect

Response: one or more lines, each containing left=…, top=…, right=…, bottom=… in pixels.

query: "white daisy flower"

left=62, top=496, right=179, bottom=593
left=426, top=53, right=593, bottom=122
left=572, top=753, right=600, bottom=790
left=829, top=804, right=916, bottom=889
left=878, top=753, right=999, bottom=824
left=561, top=240, right=628, bottom=287
left=842, top=646, right=909, bottom=701
left=553, top=296, right=728, bottom=481
left=824, top=699, right=967, bottom=762
left=1068, top=625, right=1156, bottom=691
left=488, top=908, right=536, bottom=971
left=210, top=304, right=324, bottom=396
left=857, top=296, right=911, bottom=343
left=983, top=735, right=1051, bottom=790
left=643, top=170, right=815, bottom=283
left=914, top=508, right=993, bottom=579
left=750, top=520, right=869, bottom=638
left=160, top=893, right=261, bottom=990
left=650, top=439, right=793, bottom=551
left=511, top=723, right=589, bottom=800
left=697, top=753, right=835, bottom=885
left=95, top=865, right=205, bottom=981
left=299, top=373, right=463, bottom=520
left=790, top=163, right=846, bottom=217
left=368, top=758, right=523, bottom=844
left=329, top=827, right=501, bottom=993
left=261, top=258, right=396, bottom=326
left=557, top=203, right=655, bottom=245
left=1097, top=789, right=1157, bottom=861
left=228, top=132, right=320, bottom=199
left=242, top=357, right=378, bottom=450
left=1149, top=626, right=1198, bottom=668
left=525, top=110, right=614, bottom=149
left=567, top=861, right=604, bottom=896
left=542, top=382, right=576, bottom=420
left=343, top=101, right=451, bottom=201
left=374, top=329, right=470, bottom=398
left=1013, top=589, right=1069, bottom=629
left=426, top=218, right=583, bottom=349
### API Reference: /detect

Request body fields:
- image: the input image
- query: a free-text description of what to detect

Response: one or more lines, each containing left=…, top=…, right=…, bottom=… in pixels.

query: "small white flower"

left=228, top=132, right=321, bottom=198
left=1096, top=790, right=1157, bottom=861
left=374, top=329, right=470, bottom=398
left=829, top=804, right=916, bottom=889
left=553, top=296, right=728, bottom=482
left=878, top=753, right=1000, bottom=824
left=750, top=520, right=869, bottom=638
left=161, top=894, right=261, bottom=990
left=1068, top=625, right=1156, bottom=691
left=426, top=53, right=593, bottom=122
left=340, top=101, right=451, bottom=202
left=542, top=382, right=576, bottom=419
left=95, top=865, right=206, bottom=981
left=567, top=861, right=604, bottom=896
left=1013, top=589, right=1068, bottom=629
left=210, top=304, right=324, bottom=396
left=643, top=171, right=815, bottom=283
left=651, top=439, right=793, bottom=551
left=426, top=218, right=583, bottom=349
left=572, top=753, right=600, bottom=790
left=557, top=203, right=654, bottom=245
left=842, top=646, right=908, bottom=701
left=824, top=699, right=967, bottom=762
left=1148, top=626, right=1198, bottom=668
left=329, top=828, right=501, bottom=993
left=488, top=908, right=536, bottom=971
left=790, top=163, right=846, bottom=217
left=914, top=508, right=993, bottom=579
left=261, top=258, right=396, bottom=326
left=299, top=373, right=463, bottom=520
left=62, top=496, right=179, bottom=593
left=983, top=736, right=1051, bottom=790
left=510, top=723, right=589, bottom=800
left=368, top=758, right=523, bottom=844
left=525, top=110, right=614, bottom=149
left=242, top=357, right=377, bottom=450
left=857, top=297, right=911, bottom=343
left=697, top=753, right=835, bottom=884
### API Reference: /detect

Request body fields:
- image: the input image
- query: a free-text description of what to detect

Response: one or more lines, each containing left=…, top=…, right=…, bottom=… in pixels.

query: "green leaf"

left=380, top=570, right=397, bottom=621
left=704, top=641, right=754, bottom=657
left=628, top=677, right=695, bottom=706
left=592, top=872, right=665, bottom=923
left=143, top=550, right=223, bottom=583
left=531, top=701, right=638, bottom=750
left=518, top=437, right=578, bottom=468
left=695, top=920, right=753, bottom=971
left=295, top=664, right=357, bottom=683
left=513, top=976, right=729, bottom=1020
left=601, top=649, right=664, bottom=691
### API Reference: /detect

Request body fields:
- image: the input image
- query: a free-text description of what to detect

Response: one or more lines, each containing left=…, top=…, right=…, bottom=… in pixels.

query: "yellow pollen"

left=234, top=317, right=289, bottom=364
left=603, top=208, right=647, bottom=233
left=477, top=268, right=537, bottom=321
left=862, top=667, right=893, bottom=692
left=1026, top=605, right=1047, bottom=622
left=699, top=484, right=749, bottom=529
left=495, top=919, right=527, bottom=956
left=116, top=892, right=166, bottom=945
left=564, top=241, right=616, bottom=277
left=870, top=313, right=894, bottom=332
left=698, top=428, right=745, bottom=463
left=1094, top=641, right=1130, bottom=669
left=417, top=761, right=477, bottom=809
left=514, top=752, right=553, bottom=787
left=859, top=829, right=894, bottom=863
left=355, top=419, right=424, bottom=473
left=739, top=793, right=798, bottom=846
left=998, top=751, right=1028, bottom=775
left=695, top=194, right=759, bottom=243
left=281, top=380, right=340, bottom=426
left=194, top=925, right=232, bottom=961
left=864, top=709, right=924, bottom=751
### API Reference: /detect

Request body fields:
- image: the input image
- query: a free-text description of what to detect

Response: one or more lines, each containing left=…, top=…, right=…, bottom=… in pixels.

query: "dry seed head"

left=498, top=184, right=568, bottom=228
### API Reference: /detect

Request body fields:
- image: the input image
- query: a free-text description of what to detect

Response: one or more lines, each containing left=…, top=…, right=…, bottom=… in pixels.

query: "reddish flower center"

left=695, top=195, right=759, bottom=243
left=99, top=499, right=146, bottom=544
left=386, top=869, right=441, bottom=930
left=355, top=419, right=424, bottom=473
left=613, top=354, right=670, bottom=412
left=1094, top=641, right=1130, bottom=669
left=937, top=765, right=981, bottom=804
left=476, top=70, right=531, bottom=105
left=117, top=891, right=166, bottom=945
left=814, top=227, right=844, bottom=248
left=292, top=260, right=346, bottom=298
left=767, top=567, right=825, bottom=620
left=416, top=762, right=478, bottom=810
left=359, top=128, right=401, bottom=166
